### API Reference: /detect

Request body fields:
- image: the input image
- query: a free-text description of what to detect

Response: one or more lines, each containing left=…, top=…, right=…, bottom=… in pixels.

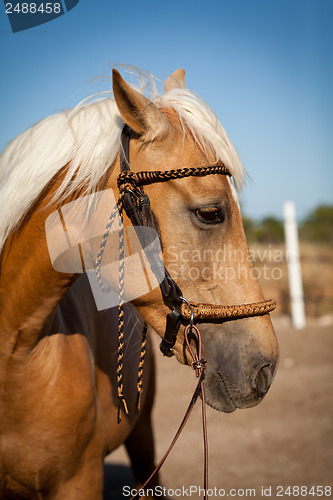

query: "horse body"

left=0, top=185, right=155, bottom=497
left=0, top=68, right=278, bottom=498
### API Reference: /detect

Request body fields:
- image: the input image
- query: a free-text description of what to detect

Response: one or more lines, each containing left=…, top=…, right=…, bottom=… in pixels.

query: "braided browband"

left=117, top=164, right=231, bottom=189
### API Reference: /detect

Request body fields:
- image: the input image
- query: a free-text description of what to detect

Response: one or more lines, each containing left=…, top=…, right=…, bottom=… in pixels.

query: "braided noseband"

left=180, top=299, right=276, bottom=321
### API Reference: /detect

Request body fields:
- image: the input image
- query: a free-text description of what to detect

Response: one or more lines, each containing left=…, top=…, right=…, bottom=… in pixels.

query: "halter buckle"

left=159, top=307, right=182, bottom=357
left=121, top=189, right=144, bottom=224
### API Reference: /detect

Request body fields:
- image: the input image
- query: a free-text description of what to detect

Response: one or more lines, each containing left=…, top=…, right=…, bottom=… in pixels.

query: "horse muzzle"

left=202, top=359, right=276, bottom=413
left=197, top=318, right=279, bottom=413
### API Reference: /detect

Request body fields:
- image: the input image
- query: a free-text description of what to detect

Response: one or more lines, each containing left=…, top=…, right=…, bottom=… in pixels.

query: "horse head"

left=108, top=69, right=279, bottom=413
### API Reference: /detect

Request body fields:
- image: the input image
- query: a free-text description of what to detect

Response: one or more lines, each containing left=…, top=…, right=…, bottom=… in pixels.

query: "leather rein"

left=95, top=125, right=276, bottom=498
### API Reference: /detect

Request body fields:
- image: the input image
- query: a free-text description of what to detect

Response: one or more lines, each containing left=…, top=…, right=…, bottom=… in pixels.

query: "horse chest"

left=0, top=335, right=107, bottom=495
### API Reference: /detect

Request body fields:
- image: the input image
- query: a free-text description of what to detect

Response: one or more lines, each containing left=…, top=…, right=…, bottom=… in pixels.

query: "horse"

left=0, top=67, right=279, bottom=499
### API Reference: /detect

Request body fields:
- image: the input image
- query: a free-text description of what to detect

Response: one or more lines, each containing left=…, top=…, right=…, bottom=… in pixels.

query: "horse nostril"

left=255, top=364, right=273, bottom=398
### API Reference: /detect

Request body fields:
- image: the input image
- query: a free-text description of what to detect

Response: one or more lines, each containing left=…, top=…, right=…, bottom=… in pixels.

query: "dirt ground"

left=104, top=318, right=333, bottom=500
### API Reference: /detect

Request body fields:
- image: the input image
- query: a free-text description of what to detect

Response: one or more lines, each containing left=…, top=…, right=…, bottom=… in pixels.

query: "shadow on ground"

left=103, top=463, right=134, bottom=500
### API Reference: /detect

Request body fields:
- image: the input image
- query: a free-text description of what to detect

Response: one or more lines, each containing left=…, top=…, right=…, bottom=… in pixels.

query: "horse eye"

left=194, top=207, right=224, bottom=225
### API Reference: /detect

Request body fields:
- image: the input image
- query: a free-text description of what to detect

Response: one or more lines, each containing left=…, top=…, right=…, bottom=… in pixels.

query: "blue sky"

left=1, top=0, right=332, bottom=221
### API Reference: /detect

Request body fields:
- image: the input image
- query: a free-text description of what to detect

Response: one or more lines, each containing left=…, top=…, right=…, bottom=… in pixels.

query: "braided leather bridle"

left=117, top=126, right=276, bottom=352
left=94, top=125, right=276, bottom=498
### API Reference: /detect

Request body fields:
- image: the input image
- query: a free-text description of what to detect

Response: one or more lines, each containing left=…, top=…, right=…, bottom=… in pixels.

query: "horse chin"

left=203, top=369, right=267, bottom=414
left=204, top=392, right=237, bottom=414
left=203, top=370, right=238, bottom=414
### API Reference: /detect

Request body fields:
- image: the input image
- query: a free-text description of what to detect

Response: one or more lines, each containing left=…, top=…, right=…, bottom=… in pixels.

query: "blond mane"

left=0, top=69, right=245, bottom=253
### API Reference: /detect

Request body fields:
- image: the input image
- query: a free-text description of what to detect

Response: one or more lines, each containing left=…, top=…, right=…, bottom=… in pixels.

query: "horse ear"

left=164, top=69, right=186, bottom=92
left=112, top=69, right=169, bottom=137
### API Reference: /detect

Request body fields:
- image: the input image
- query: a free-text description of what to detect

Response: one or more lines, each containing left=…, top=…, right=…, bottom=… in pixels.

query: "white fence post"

left=283, top=201, right=306, bottom=329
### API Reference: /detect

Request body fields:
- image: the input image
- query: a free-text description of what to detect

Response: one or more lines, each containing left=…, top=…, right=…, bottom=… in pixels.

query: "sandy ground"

left=104, top=319, right=333, bottom=499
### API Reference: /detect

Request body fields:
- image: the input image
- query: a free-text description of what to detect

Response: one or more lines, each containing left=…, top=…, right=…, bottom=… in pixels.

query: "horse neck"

left=0, top=182, right=79, bottom=356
